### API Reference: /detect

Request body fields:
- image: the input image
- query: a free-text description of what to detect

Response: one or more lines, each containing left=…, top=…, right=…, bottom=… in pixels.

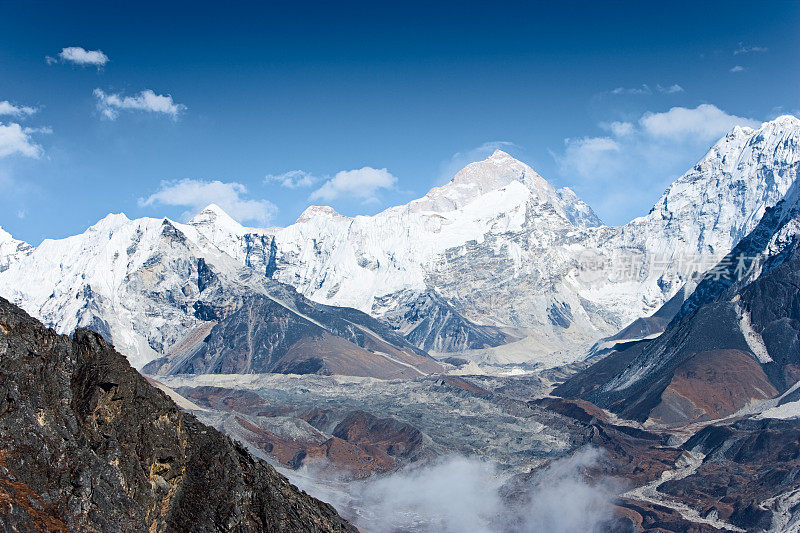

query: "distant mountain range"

left=0, top=214, right=438, bottom=378
left=0, top=115, right=798, bottom=377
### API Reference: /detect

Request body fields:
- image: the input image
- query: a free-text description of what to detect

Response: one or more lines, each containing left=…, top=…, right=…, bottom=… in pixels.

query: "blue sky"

left=1, top=0, right=798, bottom=244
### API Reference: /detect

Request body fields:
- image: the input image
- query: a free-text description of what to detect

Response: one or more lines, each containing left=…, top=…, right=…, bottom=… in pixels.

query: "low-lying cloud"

left=290, top=447, right=618, bottom=533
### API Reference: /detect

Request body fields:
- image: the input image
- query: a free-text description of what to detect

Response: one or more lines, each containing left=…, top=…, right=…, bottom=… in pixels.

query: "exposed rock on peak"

left=447, top=148, right=555, bottom=205
left=296, top=205, right=346, bottom=223
left=191, top=203, right=243, bottom=228
left=0, top=226, right=32, bottom=273
left=488, top=148, right=512, bottom=159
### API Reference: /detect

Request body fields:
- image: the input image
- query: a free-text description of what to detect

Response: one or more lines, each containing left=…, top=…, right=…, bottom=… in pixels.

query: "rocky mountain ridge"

left=556, top=173, right=800, bottom=427
left=0, top=296, right=357, bottom=532
left=0, top=214, right=439, bottom=378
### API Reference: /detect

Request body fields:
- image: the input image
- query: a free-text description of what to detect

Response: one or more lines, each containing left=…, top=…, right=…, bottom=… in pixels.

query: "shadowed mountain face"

left=144, top=289, right=442, bottom=379
left=373, top=289, right=511, bottom=353
left=0, top=297, right=356, bottom=532
left=556, top=180, right=800, bottom=426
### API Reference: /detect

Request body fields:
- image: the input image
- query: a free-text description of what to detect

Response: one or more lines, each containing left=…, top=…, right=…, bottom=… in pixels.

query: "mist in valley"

left=287, top=447, right=619, bottom=533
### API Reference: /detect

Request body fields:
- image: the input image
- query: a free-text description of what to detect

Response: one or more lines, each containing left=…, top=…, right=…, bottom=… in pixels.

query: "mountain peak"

left=190, top=204, right=242, bottom=230
left=487, top=149, right=513, bottom=160
left=448, top=148, right=556, bottom=202
left=89, top=212, right=131, bottom=233
left=198, top=203, right=233, bottom=218
left=769, top=114, right=800, bottom=127
left=296, top=205, right=345, bottom=223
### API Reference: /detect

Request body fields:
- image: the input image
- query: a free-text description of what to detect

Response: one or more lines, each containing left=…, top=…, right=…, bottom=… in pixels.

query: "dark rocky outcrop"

left=663, top=417, right=800, bottom=531
left=529, top=398, right=800, bottom=532
left=0, top=297, right=356, bottom=532
left=529, top=398, right=683, bottom=488
left=145, top=293, right=442, bottom=379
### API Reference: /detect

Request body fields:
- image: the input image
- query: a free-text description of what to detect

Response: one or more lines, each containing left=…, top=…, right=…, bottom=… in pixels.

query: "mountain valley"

left=2, top=116, right=800, bottom=532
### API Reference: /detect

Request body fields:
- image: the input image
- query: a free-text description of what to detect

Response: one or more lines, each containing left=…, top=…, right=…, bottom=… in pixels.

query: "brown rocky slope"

left=0, top=297, right=356, bottom=532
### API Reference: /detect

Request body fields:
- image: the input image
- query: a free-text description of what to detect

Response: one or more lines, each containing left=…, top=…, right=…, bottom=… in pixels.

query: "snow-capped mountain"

left=0, top=226, right=32, bottom=272
left=187, top=116, right=800, bottom=365
left=557, top=173, right=800, bottom=425
left=0, top=214, right=438, bottom=376
left=0, top=115, right=797, bottom=371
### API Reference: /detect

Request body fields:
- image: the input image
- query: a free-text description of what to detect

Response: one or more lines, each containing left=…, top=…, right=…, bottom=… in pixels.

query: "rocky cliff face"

left=144, top=292, right=441, bottom=379
left=666, top=417, right=800, bottom=531
left=0, top=297, right=356, bottom=532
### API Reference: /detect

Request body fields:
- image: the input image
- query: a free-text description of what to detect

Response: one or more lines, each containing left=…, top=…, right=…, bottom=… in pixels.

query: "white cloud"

left=555, top=104, right=761, bottom=224
left=657, top=84, right=684, bottom=94
left=309, top=167, right=397, bottom=203
left=557, top=136, right=622, bottom=183
left=455, top=140, right=517, bottom=157
left=640, top=104, right=760, bottom=141
left=606, top=83, right=684, bottom=96
left=292, top=448, right=617, bottom=533
left=94, top=89, right=186, bottom=120
left=734, top=43, right=768, bottom=55
left=0, top=101, right=37, bottom=118
left=53, top=46, right=109, bottom=67
left=0, top=122, right=44, bottom=158
left=600, top=121, right=635, bottom=137
left=611, top=84, right=652, bottom=95
left=564, top=136, right=620, bottom=154
left=265, top=170, right=317, bottom=189
left=730, top=65, right=746, bottom=73
left=140, top=178, right=277, bottom=225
